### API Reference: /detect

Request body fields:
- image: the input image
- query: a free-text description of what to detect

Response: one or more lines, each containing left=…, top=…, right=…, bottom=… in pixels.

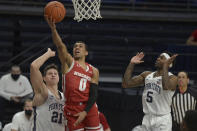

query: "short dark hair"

left=184, top=110, right=197, bottom=131
left=11, top=65, right=21, bottom=71
left=43, top=64, right=58, bottom=76
left=178, top=71, right=189, bottom=78
left=75, top=41, right=88, bottom=51
left=11, top=65, right=20, bottom=69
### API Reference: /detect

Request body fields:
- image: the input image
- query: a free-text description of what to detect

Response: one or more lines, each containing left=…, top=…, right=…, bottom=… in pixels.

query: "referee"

left=171, top=71, right=197, bottom=131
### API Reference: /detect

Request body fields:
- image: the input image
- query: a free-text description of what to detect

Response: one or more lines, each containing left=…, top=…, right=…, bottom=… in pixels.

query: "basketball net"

left=72, top=0, right=102, bottom=22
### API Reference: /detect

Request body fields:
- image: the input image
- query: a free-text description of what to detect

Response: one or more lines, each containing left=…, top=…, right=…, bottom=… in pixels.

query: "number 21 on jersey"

left=79, top=78, right=87, bottom=91
left=51, top=111, right=63, bottom=124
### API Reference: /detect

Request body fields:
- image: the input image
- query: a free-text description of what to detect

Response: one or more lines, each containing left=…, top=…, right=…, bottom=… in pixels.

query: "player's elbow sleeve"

left=84, top=83, right=98, bottom=112
left=89, top=83, right=98, bottom=101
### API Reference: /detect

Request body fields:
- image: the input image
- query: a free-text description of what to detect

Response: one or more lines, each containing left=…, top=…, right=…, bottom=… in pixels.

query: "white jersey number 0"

left=79, top=78, right=87, bottom=91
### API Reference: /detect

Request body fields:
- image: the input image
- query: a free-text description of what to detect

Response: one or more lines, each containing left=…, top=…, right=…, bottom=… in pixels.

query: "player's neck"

left=48, top=86, right=60, bottom=99
left=76, top=59, right=87, bottom=69
left=76, top=57, right=86, bottom=64
left=77, top=59, right=85, bottom=64
left=155, top=70, right=163, bottom=77
left=47, top=85, right=58, bottom=92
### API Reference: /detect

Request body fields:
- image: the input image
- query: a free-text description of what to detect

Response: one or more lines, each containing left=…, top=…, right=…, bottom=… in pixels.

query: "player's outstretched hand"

left=45, top=15, right=56, bottom=30
left=130, top=52, right=144, bottom=64
left=73, top=111, right=87, bottom=127
left=164, top=54, right=178, bottom=67
left=46, top=48, right=55, bottom=57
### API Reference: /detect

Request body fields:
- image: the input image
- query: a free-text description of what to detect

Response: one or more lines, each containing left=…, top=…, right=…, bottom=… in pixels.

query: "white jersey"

left=32, top=90, right=65, bottom=131
left=143, top=72, right=175, bottom=115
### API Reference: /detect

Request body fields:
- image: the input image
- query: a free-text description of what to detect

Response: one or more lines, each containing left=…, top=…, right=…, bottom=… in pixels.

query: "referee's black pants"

left=172, top=121, right=181, bottom=131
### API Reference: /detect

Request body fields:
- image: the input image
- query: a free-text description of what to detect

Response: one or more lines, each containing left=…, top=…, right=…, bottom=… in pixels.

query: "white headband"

left=161, top=53, right=172, bottom=68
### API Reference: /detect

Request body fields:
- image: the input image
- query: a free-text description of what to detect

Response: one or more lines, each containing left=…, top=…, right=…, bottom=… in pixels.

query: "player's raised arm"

left=162, top=54, right=178, bottom=90
left=45, top=16, right=72, bottom=73
left=30, top=48, right=55, bottom=104
left=123, top=52, right=151, bottom=88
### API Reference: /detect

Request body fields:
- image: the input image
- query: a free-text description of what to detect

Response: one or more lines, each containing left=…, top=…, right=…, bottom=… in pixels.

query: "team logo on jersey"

left=74, top=71, right=91, bottom=81
left=49, top=103, right=64, bottom=111
left=145, top=83, right=161, bottom=94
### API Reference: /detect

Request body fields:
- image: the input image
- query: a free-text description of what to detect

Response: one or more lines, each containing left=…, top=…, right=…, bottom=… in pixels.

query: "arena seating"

left=0, top=15, right=197, bottom=78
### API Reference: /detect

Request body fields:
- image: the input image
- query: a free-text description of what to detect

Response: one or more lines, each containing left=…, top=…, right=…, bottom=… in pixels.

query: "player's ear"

left=43, top=76, right=46, bottom=82
left=85, top=51, right=88, bottom=56
left=187, top=78, right=190, bottom=84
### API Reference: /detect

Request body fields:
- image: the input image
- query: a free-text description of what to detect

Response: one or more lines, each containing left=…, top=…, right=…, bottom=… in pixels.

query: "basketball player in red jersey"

left=45, top=17, right=101, bottom=131
left=99, top=112, right=111, bottom=131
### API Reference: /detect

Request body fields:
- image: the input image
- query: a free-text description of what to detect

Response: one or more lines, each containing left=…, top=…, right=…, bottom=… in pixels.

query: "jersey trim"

left=62, top=59, right=74, bottom=93
left=62, top=74, right=66, bottom=96
left=73, top=128, right=84, bottom=131
left=66, top=59, right=75, bottom=74
left=33, top=106, right=37, bottom=131
left=86, top=65, right=89, bottom=72
left=85, top=124, right=101, bottom=130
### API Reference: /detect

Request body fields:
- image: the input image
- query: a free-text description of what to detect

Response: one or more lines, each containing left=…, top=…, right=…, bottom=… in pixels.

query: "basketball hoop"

left=72, top=0, right=102, bottom=22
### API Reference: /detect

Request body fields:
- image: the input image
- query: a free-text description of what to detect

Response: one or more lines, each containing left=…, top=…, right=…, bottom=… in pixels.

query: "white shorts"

left=132, top=113, right=172, bottom=131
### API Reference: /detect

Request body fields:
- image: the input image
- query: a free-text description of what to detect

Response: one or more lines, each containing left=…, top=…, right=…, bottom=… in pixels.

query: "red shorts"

left=64, top=103, right=101, bottom=131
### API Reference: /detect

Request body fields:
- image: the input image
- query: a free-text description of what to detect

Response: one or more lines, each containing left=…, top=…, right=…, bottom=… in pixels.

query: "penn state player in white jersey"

left=123, top=52, right=178, bottom=131
left=30, top=48, right=65, bottom=131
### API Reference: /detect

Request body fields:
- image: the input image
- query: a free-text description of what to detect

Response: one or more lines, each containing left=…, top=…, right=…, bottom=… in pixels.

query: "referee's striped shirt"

left=171, top=87, right=197, bottom=124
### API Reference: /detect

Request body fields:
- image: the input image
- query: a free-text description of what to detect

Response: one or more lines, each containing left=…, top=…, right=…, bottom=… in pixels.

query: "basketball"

left=44, top=1, right=66, bottom=23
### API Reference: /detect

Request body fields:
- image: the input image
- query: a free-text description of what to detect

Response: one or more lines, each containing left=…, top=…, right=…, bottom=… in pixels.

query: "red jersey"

left=99, top=112, right=110, bottom=130
left=192, top=29, right=197, bottom=41
left=62, top=60, right=93, bottom=104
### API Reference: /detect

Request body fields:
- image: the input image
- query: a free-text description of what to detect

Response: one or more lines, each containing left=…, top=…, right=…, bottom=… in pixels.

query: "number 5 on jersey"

left=146, top=91, right=153, bottom=103
left=79, top=78, right=87, bottom=91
